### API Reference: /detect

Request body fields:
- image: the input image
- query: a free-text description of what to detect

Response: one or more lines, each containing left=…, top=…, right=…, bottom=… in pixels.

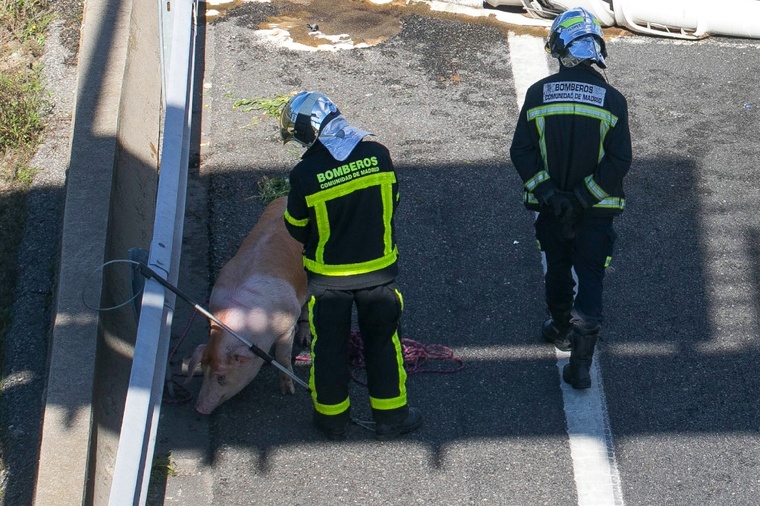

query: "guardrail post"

left=108, top=1, right=198, bottom=504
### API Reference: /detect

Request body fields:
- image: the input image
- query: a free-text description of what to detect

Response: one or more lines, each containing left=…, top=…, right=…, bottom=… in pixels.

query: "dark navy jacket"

left=510, top=64, right=632, bottom=216
left=284, top=140, right=399, bottom=290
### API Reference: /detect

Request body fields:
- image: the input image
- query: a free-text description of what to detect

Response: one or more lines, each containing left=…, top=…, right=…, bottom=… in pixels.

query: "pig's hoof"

left=280, top=379, right=295, bottom=395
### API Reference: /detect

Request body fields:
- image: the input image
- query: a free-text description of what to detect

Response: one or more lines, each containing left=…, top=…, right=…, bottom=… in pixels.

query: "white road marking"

left=507, top=32, right=625, bottom=506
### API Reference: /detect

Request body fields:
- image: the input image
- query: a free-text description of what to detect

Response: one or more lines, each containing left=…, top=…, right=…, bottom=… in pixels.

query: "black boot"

left=374, top=406, right=423, bottom=441
left=542, top=311, right=572, bottom=352
left=313, top=409, right=350, bottom=441
left=562, top=327, right=598, bottom=390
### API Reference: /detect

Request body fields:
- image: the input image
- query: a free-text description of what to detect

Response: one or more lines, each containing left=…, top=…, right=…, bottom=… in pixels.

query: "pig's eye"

left=216, top=374, right=227, bottom=386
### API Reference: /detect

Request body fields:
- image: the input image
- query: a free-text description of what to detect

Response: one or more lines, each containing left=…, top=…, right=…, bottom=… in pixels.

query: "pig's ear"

left=232, top=346, right=257, bottom=365
left=184, top=344, right=207, bottom=383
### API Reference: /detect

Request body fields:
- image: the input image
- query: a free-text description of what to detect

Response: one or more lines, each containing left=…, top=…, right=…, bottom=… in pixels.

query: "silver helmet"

left=545, top=8, right=607, bottom=69
left=279, top=91, right=371, bottom=161
left=280, top=91, right=337, bottom=148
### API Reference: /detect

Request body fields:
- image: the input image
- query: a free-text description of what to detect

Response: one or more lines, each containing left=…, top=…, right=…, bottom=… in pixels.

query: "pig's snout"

left=195, top=397, right=223, bottom=415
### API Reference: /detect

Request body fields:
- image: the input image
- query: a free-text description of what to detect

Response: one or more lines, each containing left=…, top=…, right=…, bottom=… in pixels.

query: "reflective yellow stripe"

left=369, top=329, right=407, bottom=411
left=536, top=116, right=548, bottom=174
left=523, top=191, right=625, bottom=211
left=524, top=192, right=540, bottom=205
left=313, top=396, right=351, bottom=416
left=308, top=295, right=317, bottom=396
left=303, top=247, right=398, bottom=276
left=370, top=394, right=407, bottom=411
left=381, top=183, right=394, bottom=256
left=598, top=120, right=611, bottom=163
left=527, top=103, right=618, bottom=125
left=308, top=295, right=351, bottom=415
left=313, top=202, right=330, bottom=264
left=594, top=197, right=625, bottom=210
left=305, top=172, right=396, bottom=207
left=525, top=170, right=550, bottom=191
left=584, top=174, right=609, bottom=200
left=302, top=171, right=397, bottom=275
left=284, top=208, right=308, bottom=227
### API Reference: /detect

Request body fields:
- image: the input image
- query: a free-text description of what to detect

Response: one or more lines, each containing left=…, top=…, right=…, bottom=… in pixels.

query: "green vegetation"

left=257, top=175, right=291, bottom=204
left=0, top=0, right=52, bottom=181
left=150, top=453, right=177, bottom=481
left=228, top=92, right=292, bottom=203
left=0, top=0, right=51, bottom=339
left=231, top=93, right=290, bottom=117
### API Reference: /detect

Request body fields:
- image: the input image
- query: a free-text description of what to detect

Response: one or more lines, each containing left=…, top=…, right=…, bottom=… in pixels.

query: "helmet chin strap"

left=601, top=67, right=610, bottom=84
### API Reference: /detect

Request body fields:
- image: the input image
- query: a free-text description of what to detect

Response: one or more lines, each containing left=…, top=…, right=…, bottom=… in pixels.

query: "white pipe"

left=614, top=0, right=760, bottom=40
left=545, top=0, right=615, bottom=26
left=483, top=0, right=524, bottom=7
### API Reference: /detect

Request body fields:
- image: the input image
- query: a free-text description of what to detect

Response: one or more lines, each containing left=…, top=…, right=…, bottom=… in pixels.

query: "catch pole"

left=137, top=262, right=311, bottom=391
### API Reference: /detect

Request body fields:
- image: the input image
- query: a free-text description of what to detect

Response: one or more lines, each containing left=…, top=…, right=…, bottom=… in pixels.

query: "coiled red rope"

left=171, top=312, right=464, bottom=404
left=295, top=329, right=465, bottom=386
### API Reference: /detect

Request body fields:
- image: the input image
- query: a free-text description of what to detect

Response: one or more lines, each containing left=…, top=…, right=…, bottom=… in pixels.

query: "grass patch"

left=231, top=93, right=290, bottom=117
left=257, top=175, right=290, bottom=205
left=0, top=0, right=51, bottom=335
left=0, top=0, right=53, bottom=54
left=0, top=0, right=52, bottom=183
left=150, top=453, right=177, bottom=482
left=0, top=65, right=49, bottom=181
left=228, top=92, right=293, bottom=204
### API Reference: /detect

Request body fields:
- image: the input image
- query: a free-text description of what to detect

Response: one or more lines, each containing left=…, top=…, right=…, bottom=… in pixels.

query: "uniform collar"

left=559, top=62, right=605, bottom=82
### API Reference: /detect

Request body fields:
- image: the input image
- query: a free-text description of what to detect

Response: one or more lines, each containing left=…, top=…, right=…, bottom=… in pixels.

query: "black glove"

left=548, top=193, right=574, bottom=218
left=549, top=192, right=582, bottom=239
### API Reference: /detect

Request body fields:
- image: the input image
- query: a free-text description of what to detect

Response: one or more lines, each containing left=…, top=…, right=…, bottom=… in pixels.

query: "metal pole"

left=137, top=262, right=311, bottom=391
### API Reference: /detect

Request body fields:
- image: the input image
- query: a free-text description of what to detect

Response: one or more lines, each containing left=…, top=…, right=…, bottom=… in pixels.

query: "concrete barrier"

left=34, top=0, right=162, bottom=503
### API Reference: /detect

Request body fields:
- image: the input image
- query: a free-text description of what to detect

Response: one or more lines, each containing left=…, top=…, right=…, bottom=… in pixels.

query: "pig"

left=188, top=197, right=309, bottom=414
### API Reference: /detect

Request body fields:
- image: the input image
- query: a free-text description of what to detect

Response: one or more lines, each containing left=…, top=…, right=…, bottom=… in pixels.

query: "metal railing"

left=108, top=1, right=198, bottom=504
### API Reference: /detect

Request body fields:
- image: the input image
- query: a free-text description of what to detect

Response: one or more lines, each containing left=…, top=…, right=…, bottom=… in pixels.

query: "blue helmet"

left=545, top=8, right=607, bottom=69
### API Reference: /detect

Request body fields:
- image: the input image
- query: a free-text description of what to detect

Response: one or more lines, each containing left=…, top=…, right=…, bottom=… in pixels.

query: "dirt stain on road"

left=206, top=0, right=571, bottom=49
left=264, top=0, right=412, bottom=47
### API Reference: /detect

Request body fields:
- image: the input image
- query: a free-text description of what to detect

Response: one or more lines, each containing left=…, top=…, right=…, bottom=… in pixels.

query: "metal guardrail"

left=108, top=1, right=198, bottom=504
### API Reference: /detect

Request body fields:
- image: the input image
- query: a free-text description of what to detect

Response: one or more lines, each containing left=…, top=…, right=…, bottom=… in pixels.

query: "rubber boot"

left=373, top=406, right=423, bottom=441
left=562, top=330, right=598, bottom=390
left=542, top=311, right=572, bottom=352
left=313, top=409, right=350, bottom=441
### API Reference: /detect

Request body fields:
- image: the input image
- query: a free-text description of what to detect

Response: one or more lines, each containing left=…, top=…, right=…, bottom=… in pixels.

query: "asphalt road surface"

left=152, top=2, right=760, bottom=505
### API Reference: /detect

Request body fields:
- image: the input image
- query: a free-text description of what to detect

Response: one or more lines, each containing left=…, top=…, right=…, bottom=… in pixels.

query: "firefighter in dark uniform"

left=510, top=8, right=632, bottom=389
left=280, top=91, right=422, bottom=440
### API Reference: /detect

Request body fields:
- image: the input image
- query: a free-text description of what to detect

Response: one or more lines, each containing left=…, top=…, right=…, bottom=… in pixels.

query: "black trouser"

left=534, top=212, right=616, bottom=326
left=307, top=282, right=407, bottom=421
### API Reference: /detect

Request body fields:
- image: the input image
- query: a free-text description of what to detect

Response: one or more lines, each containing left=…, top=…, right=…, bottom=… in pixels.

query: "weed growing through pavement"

left=231, top=94, right=290, bottom=117
left=257, top=175, right=291, bottom=205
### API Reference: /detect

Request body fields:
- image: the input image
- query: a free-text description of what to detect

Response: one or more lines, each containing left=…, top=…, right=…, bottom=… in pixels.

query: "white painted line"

left=448, top=342, right=680, bottom=359
left=507, top=32, right=625, bottom=506
left=506, top=32, right=552, bottom=108
left=558, top=352, right=624, bottom=506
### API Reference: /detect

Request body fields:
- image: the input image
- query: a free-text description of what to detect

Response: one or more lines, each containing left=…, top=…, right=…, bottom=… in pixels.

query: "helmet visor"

left=280, top=92, right=309, bottom=144
left=279, top=91, right=336, bottom=147
left=280, top=109, right=296, bottom=144
left=563, top=35, right=606, bottom=68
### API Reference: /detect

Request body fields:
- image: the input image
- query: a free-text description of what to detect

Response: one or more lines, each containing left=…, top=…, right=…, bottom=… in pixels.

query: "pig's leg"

left=274, top=328, right=296, bottom=394
left=295, top=303, right=311, bottom=347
